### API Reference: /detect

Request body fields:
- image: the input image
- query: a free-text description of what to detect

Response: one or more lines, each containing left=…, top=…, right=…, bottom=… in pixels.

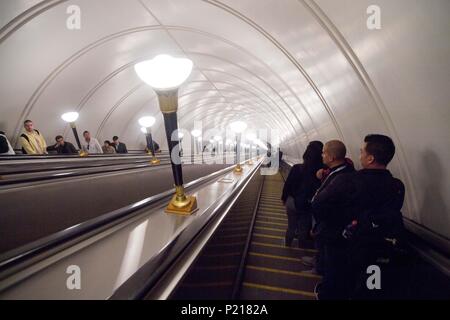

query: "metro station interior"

left=0, top=0, right=449, bottom=300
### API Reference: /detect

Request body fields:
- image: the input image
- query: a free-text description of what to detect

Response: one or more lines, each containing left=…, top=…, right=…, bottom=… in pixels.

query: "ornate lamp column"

left=139, top=116, right=160, bottom=165
left=246, top=133, right=256, bottom=165
left=61, top=112, right=87, bottom=157
left=135, top=54, right=197, bottom=214
left=191, top=129, right=201, bottom=163
left=230, top=121, right=247, bottom=174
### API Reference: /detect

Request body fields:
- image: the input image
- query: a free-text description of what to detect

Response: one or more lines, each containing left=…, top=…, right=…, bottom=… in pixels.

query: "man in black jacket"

left=112, top=136, right=128, bottom=154
left=312, top=134, right=405, bottom=300
left=309, top=140, right=355, bottom=298
left=48, top=135, right=78, bottom=154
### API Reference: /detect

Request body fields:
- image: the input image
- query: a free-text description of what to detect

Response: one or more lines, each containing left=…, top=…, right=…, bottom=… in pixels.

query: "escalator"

left=169, top=166, right=449, bottom=301
left=238, top=173, right=319, bottom=300
left=171, top=171, right=321, bottom=300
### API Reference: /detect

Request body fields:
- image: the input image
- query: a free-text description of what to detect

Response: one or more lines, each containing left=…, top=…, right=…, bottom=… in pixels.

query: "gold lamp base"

left=165, top=185, right=198, bottom=215
left=79, top=150, right=88, bottom=157
left=247, top=160, right=254, bottom=165
left=150, top=157, right=161, bottom=165
left=234, top=164, right=243, bottom=174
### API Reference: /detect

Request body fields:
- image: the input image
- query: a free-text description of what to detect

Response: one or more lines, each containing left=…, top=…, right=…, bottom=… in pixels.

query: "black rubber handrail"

left=110, top=160, right=263, bottom=300
left=231, top=170, right=265, bottom=299
left=0, top=164, right=235, bottom=274
left=0, top=154, right=230, bottom=185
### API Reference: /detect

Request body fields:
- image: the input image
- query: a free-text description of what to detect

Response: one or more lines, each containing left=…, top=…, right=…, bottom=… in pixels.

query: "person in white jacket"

left=0, top=131, right=16, bottom=155
left=81, top=131, right=103, bottom=154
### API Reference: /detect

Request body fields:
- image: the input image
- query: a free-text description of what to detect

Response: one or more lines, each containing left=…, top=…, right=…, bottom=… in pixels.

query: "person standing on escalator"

left=281, top=141, right=323, bottom=248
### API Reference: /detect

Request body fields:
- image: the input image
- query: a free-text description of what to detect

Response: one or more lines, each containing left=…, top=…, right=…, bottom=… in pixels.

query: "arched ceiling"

left=0, top=0, right=449, bottom=238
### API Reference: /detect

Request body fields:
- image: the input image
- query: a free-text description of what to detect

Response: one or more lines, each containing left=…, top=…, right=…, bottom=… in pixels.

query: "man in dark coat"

left=312, top=134, right=405, bottom=300
left=48, top=135, right=78, bottom=154
left=309, top=140, right=355, bottom=295
left=112, top=136, right=128, bottom=154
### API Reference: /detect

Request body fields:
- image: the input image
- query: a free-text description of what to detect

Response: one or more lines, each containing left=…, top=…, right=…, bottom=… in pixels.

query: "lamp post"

left=246, top=133, right=256, bottom=165
left=139, top=116, right=159, bottom=165
left=134, top=54, right=197, bottom=214
left=61, top=112, right=87, bottom=157
left=191, top=129, right=201, bottom=163
left=230, top=121, right=247, bottom=174
left=198, top=136, right=203, bottom=163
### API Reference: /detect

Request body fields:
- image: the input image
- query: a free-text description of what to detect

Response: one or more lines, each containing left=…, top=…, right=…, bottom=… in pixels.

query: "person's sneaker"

left=301, top=256, right=316, bottom=267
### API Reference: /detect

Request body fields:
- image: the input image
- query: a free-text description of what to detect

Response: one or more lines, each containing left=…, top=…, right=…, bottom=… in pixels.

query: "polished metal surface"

left=0, top=159, right=259, bottom=299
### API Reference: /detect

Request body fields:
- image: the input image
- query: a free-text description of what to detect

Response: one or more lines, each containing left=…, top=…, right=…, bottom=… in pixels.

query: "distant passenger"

left=152, top=140, right=161, bottom=153
left=112, top=136, right=128, bottom=154
left=309, top=140, right=355, bottom=297
left=48, top=135, right=77, bottom=154
left=20, top=120, right=48, bottom=155
left=281, top=141, right=323, bottom=248
left=0, top=131, right=15, bottom=155
left=102, top=140, right=116, bottom=154
left=81, top=131, right=103, bottom=154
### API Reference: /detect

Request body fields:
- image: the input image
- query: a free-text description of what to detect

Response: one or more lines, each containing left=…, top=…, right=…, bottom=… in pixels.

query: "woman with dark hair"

left=281, top=141, right=323, bottom=247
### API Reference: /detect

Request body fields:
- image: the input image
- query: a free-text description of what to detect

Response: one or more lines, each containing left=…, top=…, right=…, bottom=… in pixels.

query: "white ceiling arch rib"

left=0, top=0, right=66, bottom=43
left=8, top=24, right=314, bottom=146
left=9, top=25, right=164, bottom=145
left=178, top=102, right=278, bottom=132
left=165, top=31, right=318, bottom=138
left=98, top=84, right=283, bottom=143
left=198, top=68, right=303, bottom=134
left=177, top=86, right=288, bottom=129
left=201, top=0, right=344, bottom=140
left=95, top=84, right=145, bottom=138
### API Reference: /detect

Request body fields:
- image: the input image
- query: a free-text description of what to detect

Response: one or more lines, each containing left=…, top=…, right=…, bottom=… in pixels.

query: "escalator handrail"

left=0, top=163, right=236, bottom=273
left=110, top=159, right=263, bottom=300
left=0, top=154, right=233, bottom=185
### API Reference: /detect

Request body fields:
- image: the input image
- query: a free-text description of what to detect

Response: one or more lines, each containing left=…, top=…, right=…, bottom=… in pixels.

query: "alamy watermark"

left=66, top=265, right=81, bottom=290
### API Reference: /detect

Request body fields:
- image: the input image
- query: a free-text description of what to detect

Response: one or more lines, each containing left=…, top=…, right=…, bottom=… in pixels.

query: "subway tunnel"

left=0, top=0, right=449, bottom=301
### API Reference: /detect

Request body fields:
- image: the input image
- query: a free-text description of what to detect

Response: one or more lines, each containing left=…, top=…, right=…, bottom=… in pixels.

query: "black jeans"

left=318, top=242, right=350, bottom=300
left=285, top=196, right=312, bottom=246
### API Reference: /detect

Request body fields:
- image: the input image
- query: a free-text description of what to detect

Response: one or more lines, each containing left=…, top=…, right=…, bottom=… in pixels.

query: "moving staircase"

left=171, top=170, right=322, bottom=300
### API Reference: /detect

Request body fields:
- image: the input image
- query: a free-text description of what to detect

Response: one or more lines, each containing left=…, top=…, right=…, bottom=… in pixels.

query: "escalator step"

left=240, top=282, right=315, bottom=300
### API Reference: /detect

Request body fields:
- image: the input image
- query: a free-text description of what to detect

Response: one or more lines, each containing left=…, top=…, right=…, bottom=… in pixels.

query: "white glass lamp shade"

left=214, top=135, right=222, bottom=142
left=138, top=116, right=156, bottom=128
left=191, top=129, right=202, bottom=138
left=140, top=127, right=148, bottom=134
left=61, top=112, right=79, bottom=123
left=134, top=55, right=193, bottom=90
left=230, top=121, right=247, bottom=134
left=209, top=139, right=214, bottom=144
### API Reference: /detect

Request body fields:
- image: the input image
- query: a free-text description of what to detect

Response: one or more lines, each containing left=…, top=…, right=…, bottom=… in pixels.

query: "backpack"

left=20, top=129, right=40, bottom=154
left=344, top=185, right=406, bottom=262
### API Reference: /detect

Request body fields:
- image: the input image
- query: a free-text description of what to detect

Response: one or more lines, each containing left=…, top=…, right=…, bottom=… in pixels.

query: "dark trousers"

left=285, top=196, right=312, bottom=245
left=315, top=238, right=325, bottom=275
left=319, top=242, right=350, bottom=300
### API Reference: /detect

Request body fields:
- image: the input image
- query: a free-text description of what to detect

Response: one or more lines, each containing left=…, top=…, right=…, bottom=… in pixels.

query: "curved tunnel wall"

left=0, top=0, right=449, bottom=238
